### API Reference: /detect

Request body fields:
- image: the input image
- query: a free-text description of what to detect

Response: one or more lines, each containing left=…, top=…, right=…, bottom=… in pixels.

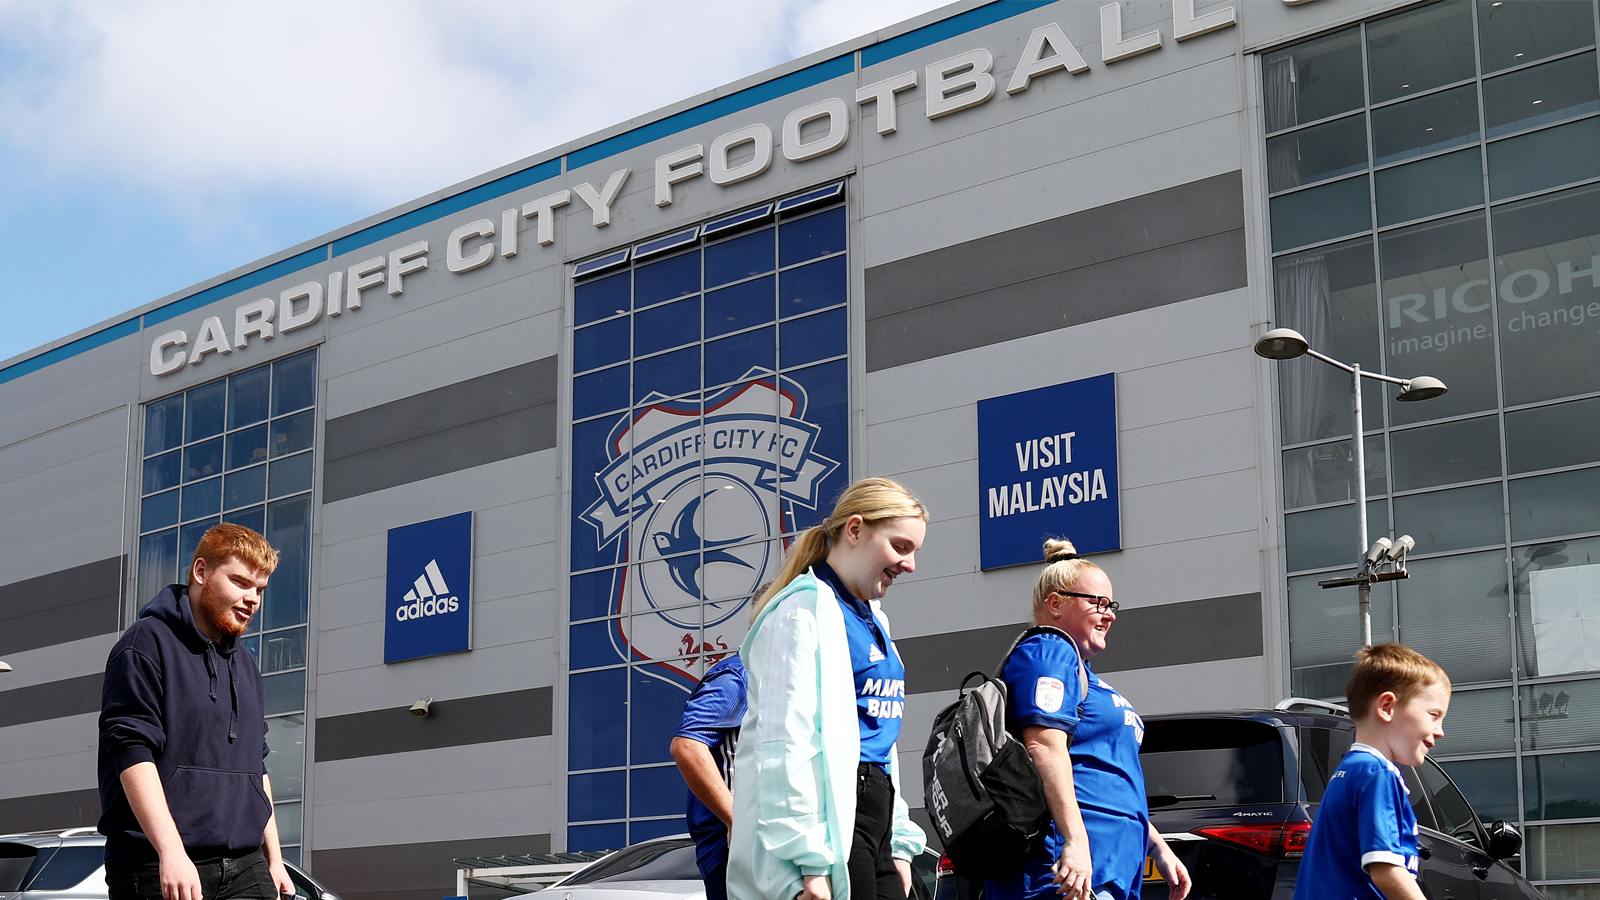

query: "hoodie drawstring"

left=204, top=645, right=218, bottom=701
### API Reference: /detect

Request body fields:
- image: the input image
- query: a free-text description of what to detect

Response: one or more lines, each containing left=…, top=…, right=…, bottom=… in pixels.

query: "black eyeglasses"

left=1058, top=591, right=1119, bottom=613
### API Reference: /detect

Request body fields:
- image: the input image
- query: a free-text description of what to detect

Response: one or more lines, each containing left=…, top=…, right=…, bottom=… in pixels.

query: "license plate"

left=1143, top=857, right=1163, bottom=882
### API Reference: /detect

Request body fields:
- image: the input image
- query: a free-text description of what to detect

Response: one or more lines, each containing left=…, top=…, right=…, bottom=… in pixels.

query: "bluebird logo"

left=580, top=371, right=838, bottom=684
left=394, top=559, right=460, bottom=621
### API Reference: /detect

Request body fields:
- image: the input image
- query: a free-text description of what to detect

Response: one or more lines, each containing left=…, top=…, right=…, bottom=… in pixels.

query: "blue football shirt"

left=986, top=632, right=1150, bottom=900
left=1293, top=744, right=1420, bottom=900
left=813, top=562, right=905, bottom=766
left=675, top=653, right=747, bottom=876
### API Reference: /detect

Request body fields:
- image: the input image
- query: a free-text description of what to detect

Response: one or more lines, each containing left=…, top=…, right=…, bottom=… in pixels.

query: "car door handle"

left=1473, top=864, right=1490, bottom=879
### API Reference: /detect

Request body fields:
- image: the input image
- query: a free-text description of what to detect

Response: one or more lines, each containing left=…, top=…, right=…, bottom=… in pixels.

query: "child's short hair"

left=1346, top=643, right=1450, bottom=719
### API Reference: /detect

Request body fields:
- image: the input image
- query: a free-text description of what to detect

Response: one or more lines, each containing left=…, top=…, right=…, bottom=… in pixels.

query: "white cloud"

left=0, top=0, right=951, bottom=214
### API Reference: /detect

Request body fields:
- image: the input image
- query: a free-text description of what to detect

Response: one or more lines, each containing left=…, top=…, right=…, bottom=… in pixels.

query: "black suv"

left=1139, top=706, right=1540, bottom=900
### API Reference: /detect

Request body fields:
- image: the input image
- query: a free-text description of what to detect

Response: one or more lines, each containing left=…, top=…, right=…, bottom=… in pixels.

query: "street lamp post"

left=1255, top=327, right=1448, bottom=646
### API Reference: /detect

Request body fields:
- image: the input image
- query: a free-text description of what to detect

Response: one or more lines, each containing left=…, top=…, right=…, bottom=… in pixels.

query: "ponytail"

left=1031, top=537, right=1102, bottom=619
left=749, top=477, right=927, bottom=621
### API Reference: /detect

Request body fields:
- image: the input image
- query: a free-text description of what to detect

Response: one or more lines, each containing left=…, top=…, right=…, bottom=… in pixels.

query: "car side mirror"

left=1487, top=820, right=1523, bottom=861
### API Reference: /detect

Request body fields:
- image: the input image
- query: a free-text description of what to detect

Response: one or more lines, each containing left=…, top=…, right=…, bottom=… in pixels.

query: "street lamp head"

left=1396, top=375, right=1448, bottom=402
left=1254, top=327, right=1309, bottom=360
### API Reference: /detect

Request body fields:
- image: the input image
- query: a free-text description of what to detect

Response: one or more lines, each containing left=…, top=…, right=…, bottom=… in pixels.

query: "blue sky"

left=0, top=0, right=948, bottom=365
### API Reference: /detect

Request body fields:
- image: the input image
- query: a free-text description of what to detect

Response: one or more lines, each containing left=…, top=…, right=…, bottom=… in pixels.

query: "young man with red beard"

left=98, top=523, right=297, bottom=900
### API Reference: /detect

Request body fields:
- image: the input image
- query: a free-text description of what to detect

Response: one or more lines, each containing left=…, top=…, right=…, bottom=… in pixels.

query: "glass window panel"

left=1522, top=678, right=1600, bottom=750
left=569, top=668, right=627, bottom=769
left=1488, top=116, right=1600, bottom=201
left=1434, top=686, right=1516, bottom=755
left=1269, top=175, right=1371, bottom=252
left=1510, top=466, right=1600, bottom=541
left=1285, top=499, right=1388, bottom=572
left=1394, top=482, right=1506, bottom=555
left=185, top=380, right=227, bottom=442
left=263, top=669, right=306, bottom=715
left=143, top=449, right=182, bottom=494
left=185, top=437, right=224, bottom=482
left=1527, top=822, right=1600, bottom=881
left=181, top=477, right=222, bottom=522
left=633, top=345, right=700, bottom=404
left=227, top=423, right=269, bottom=471
left=1268, top=115, right=1368, bottom=194
left=633, top=250, right=700, bottom=309
left=1367, top=1, right=1476, bottom=103
left=1380, top=211, right=1498, bottom=424
left=705, top=275, right=776, bottom=340
left=1283, top=435, right=1387, bottom=509
left=575, top=270, right=631, bottom=326
left=568, top=822, right=626, bottom=852
left=270, top=410, right=314, bottom=458
left=1398, top=550, right=1513, bottom=684
left=1440, top=757, right=1519, bottom=823
left=272, top=801, right=301, bottom=845
left=145, top=395, right=185, bottom=455
left=1508, top=397, right=1600, bottom=473
left=179, top=518, right=218, bottom=576
left=780, top=254, right=847, bottom=318
left=571, top=620, right=627, bottom=670
left=265, top=714, right=305, bottom=800
left=263, top=496, right=310, bottom=630
left=1390, top=415, right=1502, bottom=491
left=569, top=770, right=626, bottom=822
left=779, top=307, right=847, bottom=368
left=1263, top=27, right=1365, bottom=133
left=1288, top=574, right=1395, bottom=696
left=225, top=467, right=266, bottom=511
left=779, top=206, right=846, bottom=267
left=261, top=627, right=306, bottom=674
left=632, top=669, right=692, bottom=766
left=633, top=295, right=700, bottom=357
left=268, top=454, right=313, bottom=499
left=705, top=228, right=773, bottom=289
left=705, top=326, right=775, bottom=387
left=138, top=529, right=178, bottom=605
left=272, top=351, right=317, bottom=416
left=573, top=364, right=630, bottom=421
left=1514, top=536, right=1600, bottom=678
left=1478, top=0, right=1598, bottom=74
left=630, top=765, right=688, bottom=817
left=1372, top=84, right=1480, bottom=165
left=1375, top=147, right=1484, bottom=227
left=574, top=316, right=630, bottom=374
left=141, top=489, right=180, bottom=532
left=571, top=416, right=625, bottom=573
left=631, top=817, right=688, bottom=844
left=571, top=569, right=624, bottom=621
left=240, top=634, right=260, bottom=665
left=1485, top=52, right=1600, bottom=138
left=228, top=366, right=271, bottom=430
left=224, top=505, right=265, bottom=535
left=782, top=359, right=849, bottom=535
left=1491, top=182, right=1600, bottom=405
left=1525, top=750, right=1600, bottom=820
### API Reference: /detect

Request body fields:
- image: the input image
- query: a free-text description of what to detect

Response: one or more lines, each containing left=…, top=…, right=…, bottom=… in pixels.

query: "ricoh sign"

left=149, top=0, right=1254, bottom=377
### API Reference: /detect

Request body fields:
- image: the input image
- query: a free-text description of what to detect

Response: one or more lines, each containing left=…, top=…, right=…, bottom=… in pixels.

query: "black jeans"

left=850, top=762, right=908, bottom=900
left=106, top=848, right=278, bottom=900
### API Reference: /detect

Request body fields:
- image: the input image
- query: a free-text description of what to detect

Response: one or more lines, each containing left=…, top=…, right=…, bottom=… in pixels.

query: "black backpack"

left=920, top=626, right=1088, bottom=880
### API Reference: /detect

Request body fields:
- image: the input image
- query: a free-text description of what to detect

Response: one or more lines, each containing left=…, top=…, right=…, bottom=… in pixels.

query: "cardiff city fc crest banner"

left=571, top=366, right=844, bottom=688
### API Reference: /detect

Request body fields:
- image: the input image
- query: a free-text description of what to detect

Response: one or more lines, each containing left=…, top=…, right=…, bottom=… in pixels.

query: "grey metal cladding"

left=897, top=591, right=1264, bottom=693
left=0, top=556, right=122, bottom=656
left=0, top=788, right=101, bottom=833
left=311, top=832, right=552, bottom=900
left=323, top=356, right=558, bottom=503
left=864, top=171, right=1248, bottom=372
left=313, top=686, right=553, bottom=762
left=0, top=673, right=103, bottom=728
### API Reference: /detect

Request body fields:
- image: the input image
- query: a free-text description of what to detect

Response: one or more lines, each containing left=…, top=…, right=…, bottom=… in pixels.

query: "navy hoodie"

left=97, top=584, right=272, bottom=866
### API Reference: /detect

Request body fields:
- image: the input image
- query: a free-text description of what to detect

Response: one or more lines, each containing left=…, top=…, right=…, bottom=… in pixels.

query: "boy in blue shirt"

left=1294, top=644, right=1451, bottom=900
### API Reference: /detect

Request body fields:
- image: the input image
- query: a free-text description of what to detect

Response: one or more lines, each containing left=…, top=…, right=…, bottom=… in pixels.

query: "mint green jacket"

left=726, top=570, right=926, bottom=900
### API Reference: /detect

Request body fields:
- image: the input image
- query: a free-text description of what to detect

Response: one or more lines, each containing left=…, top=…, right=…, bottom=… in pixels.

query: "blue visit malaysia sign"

left=977, top=373, right=1121, bottom=570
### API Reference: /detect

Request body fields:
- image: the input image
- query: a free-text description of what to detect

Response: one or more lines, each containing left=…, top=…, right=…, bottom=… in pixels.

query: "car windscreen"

left=563, top=840, right=700, bottom=885
left=1140, top=719, right=1287, bottom=808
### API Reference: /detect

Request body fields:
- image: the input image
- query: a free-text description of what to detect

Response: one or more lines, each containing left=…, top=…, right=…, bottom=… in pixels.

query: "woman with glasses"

left=984, top=539, right=1191, bottom=900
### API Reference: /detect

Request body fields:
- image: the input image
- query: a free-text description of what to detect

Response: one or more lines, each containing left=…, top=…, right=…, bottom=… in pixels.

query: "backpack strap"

left=996, top=625, right=1090, bottom=720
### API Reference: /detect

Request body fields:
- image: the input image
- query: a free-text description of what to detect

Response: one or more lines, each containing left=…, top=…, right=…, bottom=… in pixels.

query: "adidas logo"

left=868, top=644, right=885, bottom=662
left=394, top=559, right=461, bottom=622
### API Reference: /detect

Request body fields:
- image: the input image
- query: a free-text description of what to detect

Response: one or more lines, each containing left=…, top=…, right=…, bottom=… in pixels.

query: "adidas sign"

left=394, top=559, right=461, bottom=621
